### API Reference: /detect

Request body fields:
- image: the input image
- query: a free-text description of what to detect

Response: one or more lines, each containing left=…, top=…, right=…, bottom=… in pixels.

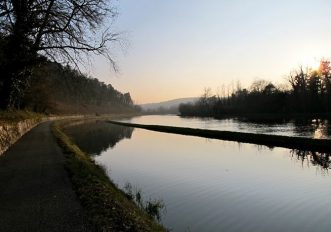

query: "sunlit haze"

left=91, top=0, right=331, bottom=104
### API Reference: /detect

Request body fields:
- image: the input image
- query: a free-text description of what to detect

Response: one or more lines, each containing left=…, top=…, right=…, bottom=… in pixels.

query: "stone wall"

left=0, top=115, right=85, bottom=156
left=0, top=118, right=42, bottom=156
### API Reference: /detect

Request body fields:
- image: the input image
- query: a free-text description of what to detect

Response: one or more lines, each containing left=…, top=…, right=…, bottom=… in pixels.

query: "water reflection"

left=291, top=149, right=331, bottom=170
left=292, top=119, right=330, bottom=139
left=65, top=120, right=331, bottom=171
left=67, top=121, right=331, bottom=231
left=94, top=126, right=331, bottom=231
left=121, top=115, right=331, bottom=139
left=64, top=120, right=134, bottom=156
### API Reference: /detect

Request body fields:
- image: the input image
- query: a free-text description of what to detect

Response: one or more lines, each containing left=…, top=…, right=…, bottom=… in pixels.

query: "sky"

left=91, top=0, right=331, bottom=104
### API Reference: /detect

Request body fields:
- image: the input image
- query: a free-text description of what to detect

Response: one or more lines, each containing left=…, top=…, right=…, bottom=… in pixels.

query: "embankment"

left=0, top=113, right=85, bottom=156
left=108, top=121, right=331, bottom=153
left=52, top=120, right=166, bottom=231
left=0, top=118, right=42, bottom=155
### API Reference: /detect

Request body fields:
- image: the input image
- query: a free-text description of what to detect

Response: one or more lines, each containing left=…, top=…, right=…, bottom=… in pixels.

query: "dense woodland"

left=20, top=61, right=138, bottom=114
left=179, top=61, right=331, bottom=118
left=0, top=37, right=137, bottom=114
left=0, top=0, right=132, bottom=114
left=0, top=38, right=138, bottom=114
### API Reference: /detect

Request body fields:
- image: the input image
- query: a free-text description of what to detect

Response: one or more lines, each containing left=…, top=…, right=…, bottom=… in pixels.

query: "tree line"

left=179, top=60, right=331, bottom=118
left=0, top=0, right=119, bottom=110
left=21, top=61, right=138, bottom=114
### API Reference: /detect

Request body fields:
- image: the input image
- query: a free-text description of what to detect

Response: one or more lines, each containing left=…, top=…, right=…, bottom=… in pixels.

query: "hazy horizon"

left=91, top=0, right=331, bottom=104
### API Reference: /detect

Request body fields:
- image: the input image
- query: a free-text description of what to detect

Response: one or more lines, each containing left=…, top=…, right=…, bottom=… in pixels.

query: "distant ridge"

left=140, top=97, right=198, bottom=111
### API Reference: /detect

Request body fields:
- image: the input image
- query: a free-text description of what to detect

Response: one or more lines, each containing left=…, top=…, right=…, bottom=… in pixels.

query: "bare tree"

left=0, top=0, right=119, bottom=108
left=288, top=66, right=309, bottom=94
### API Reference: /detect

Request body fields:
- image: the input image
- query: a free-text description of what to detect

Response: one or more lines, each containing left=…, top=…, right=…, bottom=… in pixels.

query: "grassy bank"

left=108, top=121, right=331, bottom=153
left=0, top=110, right=44, bottom=123
left=51, top=120, right=166, bottom=232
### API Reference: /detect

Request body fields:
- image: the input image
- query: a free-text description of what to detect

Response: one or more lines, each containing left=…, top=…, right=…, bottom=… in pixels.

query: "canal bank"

left=52, top=120, right=166, bottom=231
left=0, top=113, right=165, bottom=231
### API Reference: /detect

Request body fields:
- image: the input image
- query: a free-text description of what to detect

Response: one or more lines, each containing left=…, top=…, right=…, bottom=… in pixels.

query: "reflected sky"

left=65, top=121, right=331, bottom=231
left=121, top=115, right=331, bottom=139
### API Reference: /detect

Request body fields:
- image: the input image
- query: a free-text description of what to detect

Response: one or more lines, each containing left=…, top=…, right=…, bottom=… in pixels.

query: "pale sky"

left=91, top=0, right=331, bottom=104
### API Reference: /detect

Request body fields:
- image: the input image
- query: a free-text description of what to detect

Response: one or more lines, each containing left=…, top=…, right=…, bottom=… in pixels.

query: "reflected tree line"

left=65, top=121, right=331, bottom=171
left=179, top=60, right=331, bottom=117
left=65, top=121, right=134, bottom=156
left=291, top=149, right=331, bottom=171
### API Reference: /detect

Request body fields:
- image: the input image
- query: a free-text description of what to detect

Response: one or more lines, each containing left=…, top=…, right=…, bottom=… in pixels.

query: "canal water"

left=65, top=118, right=331, bottom=232
left=120, top=115, right=331, bottom=139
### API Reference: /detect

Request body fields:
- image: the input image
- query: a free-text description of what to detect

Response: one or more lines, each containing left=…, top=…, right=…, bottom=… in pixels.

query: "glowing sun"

left=301, top=57, right=321, bottom=71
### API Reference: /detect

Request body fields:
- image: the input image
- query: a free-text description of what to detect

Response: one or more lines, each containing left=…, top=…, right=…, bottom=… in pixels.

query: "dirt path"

left=0, top=122, right=90, bottom=232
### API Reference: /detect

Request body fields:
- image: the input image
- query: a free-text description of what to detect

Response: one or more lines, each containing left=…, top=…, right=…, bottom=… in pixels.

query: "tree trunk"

left=0, top=0, right=34, bottom=109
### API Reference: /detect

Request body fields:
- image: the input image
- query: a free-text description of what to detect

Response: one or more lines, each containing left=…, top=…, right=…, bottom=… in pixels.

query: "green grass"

left=108, top=120, right=331, bottom=153
left=52, top=120, right=167, bottom=232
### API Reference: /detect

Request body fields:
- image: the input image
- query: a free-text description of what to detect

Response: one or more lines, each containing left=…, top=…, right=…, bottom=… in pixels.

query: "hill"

left=140, top=97, right=198, bottom=114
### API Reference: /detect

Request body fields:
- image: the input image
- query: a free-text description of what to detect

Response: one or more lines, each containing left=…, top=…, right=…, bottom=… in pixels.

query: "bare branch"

left=0, top=0, right=119, bottom=69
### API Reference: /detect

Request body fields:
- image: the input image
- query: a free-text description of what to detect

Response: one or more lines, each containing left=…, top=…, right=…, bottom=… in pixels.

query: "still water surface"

left=120, top=115, right=331, bottom=139
left=66, top=120, right=331, bottom=232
